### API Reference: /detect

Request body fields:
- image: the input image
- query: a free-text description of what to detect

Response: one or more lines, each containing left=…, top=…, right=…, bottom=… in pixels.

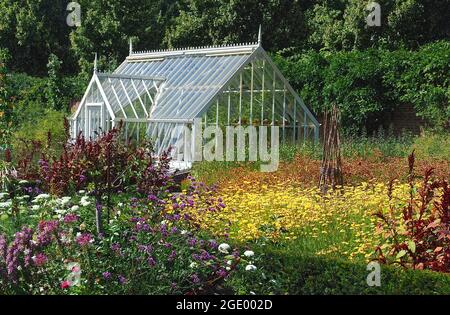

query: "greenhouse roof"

left=72, top=39, right=320, bottom=130
left=112, top=43, right=260, bottom=120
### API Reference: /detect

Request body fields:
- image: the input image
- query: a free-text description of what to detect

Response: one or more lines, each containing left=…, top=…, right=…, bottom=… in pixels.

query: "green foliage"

left=382, top=41, right=450, bottom=129
left=70, top=0, right=178, bottom=75
left=413, top=132, right=450, bottom=161
left=0, top=0, right=76, bottom=75
left=11, top=109, right=67, bottom=157
left=0, top=49, right=13, bottom=147
left=229, top=249, right=450, bottom=295
left=274, top=41, right=450, bottom=131
left=46, top=54, right=64, bottom=111
left=164, top=0, right=311, bottom=52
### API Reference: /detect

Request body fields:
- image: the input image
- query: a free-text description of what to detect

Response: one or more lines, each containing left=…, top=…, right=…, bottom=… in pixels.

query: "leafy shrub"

left=375, top=152, right=450, bottom=272
left=274, top=41, right=450, bottom=131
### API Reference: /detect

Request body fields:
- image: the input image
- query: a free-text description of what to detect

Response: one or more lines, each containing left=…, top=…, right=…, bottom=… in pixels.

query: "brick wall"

left=385, top=103, right=424, bottom=135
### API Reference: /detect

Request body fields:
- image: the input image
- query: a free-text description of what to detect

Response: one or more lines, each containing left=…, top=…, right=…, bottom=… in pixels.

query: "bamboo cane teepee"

left=319, top=104, right=343, bottom=192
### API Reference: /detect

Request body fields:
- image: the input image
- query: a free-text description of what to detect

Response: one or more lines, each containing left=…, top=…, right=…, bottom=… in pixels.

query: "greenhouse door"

left=86, top=103, right=104, bottom=139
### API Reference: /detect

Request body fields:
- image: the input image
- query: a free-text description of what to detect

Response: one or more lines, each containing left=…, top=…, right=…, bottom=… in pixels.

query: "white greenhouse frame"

left=70, top=34, right=320, bottom=170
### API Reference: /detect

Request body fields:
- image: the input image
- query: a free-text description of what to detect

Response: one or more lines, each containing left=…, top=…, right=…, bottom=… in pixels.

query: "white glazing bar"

left=304, top=114, right=307, bottom=143
left=227, top=88, right=231, bottom=125
left=261, top=60, right=265, bottom=125
left=239, top=73, right=243, bottom=125
left=131, top=79, right=149, bottom=117
left=109, top=78, right=127, bottom=118
left=137, top=122, right=140, bottom=142
left=272, top=69, right=276, bottom=126
left=119, top=79, right=139, bottom=118
left=216, top=99, right=219, bottom=126
left=250, top=61, right=254, bottom=125
left=293, top=99, right=297, bottom=143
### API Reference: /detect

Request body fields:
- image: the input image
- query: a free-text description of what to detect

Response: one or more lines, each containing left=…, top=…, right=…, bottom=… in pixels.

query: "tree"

left=70, top=0, right=178, bottom=75
left=0, top=0, right=75, bottom=75
left=164, top=0, right=314, bottom=52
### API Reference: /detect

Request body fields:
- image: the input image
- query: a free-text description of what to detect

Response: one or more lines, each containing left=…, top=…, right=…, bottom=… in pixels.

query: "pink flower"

left=76, top=233, right=93, bottom=247
left=60, top=280, right=71, bottom=289
left=64, top=214, right=78, bottom=224
left=32, top=253, right=48, bottom=267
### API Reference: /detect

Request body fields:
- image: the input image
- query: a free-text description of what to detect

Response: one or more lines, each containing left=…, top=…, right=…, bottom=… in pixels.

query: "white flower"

left=117, top=202, right=124, bottom=207
left=0, top=201, right=12, bottom=209
left=33, top=194, right=50, bottom=202
left=32, top=205, right=40, bottom=211
left=78, top=190, right=86, bottom=195
left=80, top=197, right=91, bottom=207
left=245, top=264, right=257, bottom=271
left=55, top=209, right=67, bottom=215
left=227, top=260, right=232, bottom=265
left=218, top=243, right=231, bottom=254
left=181, top=230, right=188, bottom=235
left=243, top=250, right=255, bottom=257
left=58, top=196, right=71, bottom=206
left=71, top=205, right=79, bottom=212
left=189, top=262, right=198, bottom=268
left=226, top=266, right=231, bottom=271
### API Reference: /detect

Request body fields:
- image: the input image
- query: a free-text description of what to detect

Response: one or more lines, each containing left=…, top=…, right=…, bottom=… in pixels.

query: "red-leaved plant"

left=374, top=151, right=450, bottom=272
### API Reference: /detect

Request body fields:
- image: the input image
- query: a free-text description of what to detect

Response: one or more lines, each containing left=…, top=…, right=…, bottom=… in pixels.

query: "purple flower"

left=118, top=275, right=127, bottom=285
left=208, top=240, right=218, bottom=249
left=102, top=271, right=112, bottom=280
left=200, top=250, right=214, bottom=261
left=111, top=243, right=121, bottom=252
left=187, top=237, right=197, bottom=247
left=168, top=250, right=177, bottom=262
left=148, top=257, right=156, bottom=267
left=0, top=234, right=7, bottom=260
left=217, top=268, right=228, bottom=278
left=138, top=244, right=153, bottom=254
left=191, top=274, right=200, bottom=284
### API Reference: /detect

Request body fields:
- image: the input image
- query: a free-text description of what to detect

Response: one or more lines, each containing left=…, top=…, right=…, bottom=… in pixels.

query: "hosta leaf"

left=407, top=241, right=416, bottom=253
left=396, top=250, right=407, bottom=259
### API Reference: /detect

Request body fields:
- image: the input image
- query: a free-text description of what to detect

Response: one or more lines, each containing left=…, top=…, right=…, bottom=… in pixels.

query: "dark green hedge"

left=230, top=248, right=450, bottom=295
left=273, top=41, right=450, bottom=132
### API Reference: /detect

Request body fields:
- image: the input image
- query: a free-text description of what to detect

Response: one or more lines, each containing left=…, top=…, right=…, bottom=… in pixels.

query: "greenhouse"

left=70, top=33, right=320, bottom=170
